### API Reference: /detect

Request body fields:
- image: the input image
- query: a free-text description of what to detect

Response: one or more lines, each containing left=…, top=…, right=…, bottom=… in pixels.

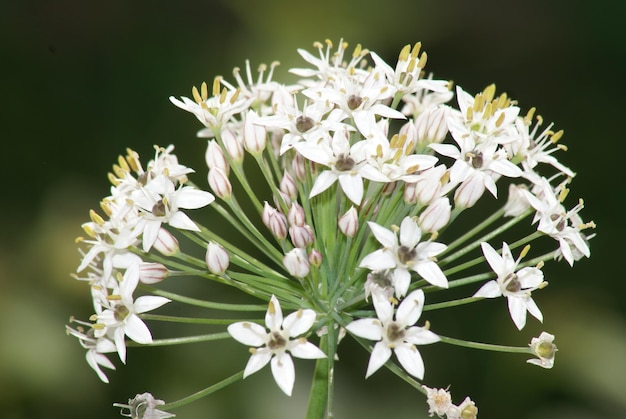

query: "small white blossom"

left=527, top=331, right=557, bottom=369
left=227, top=295, right=325, bottom=396
left=346, top=289, right=440, bottom=379
left=114, top=392, right=175, bottom=419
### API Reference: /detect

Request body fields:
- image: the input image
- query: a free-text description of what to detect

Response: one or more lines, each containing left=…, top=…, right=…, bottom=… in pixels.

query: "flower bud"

left=205, top=140, right=229, bottom=173
left=152, top=228, right=179, bottom=256
left=287, top=203, right=306, bottom=227
left=291, top=152, right=307, bottom=181
left=415, top=105, right=450, bottom=150
left=403, top=181, right=418, bottom=204
left=283, top=248, right=310, bottom=278
left=338, top=206, right=358, bottom=238
left=262, top=202, right=288, bottom=239
left=503, top=183, right=531, bottom=217
left=280, top=170, right=298, bottom=201
left=418, top=197, right=451, bottom=233
left=220, top=126, right=244, bottom=162
left=308, top=249, right=322, bottom=267
left=208, top=167, right=232, bottom=199
left=289, top=225, right=314, bottom=248
left=138, top=262, right=169, bottom=284
left=243, top=110, right=267, bottom=154
left=206, top=242, right=230, bottom=275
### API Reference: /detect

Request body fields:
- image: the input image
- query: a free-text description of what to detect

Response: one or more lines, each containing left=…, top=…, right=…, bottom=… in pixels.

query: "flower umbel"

left=67, top=39, right=594, bottom=418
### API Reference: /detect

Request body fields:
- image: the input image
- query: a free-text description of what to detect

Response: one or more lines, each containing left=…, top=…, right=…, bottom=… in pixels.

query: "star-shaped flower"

left=227, top=295, right=325, bottom=396
left=360, top=216, right=448, bottom=297
left=345, top=289, right=440, bottom=379
left=473, top=242, right=545, bottom=330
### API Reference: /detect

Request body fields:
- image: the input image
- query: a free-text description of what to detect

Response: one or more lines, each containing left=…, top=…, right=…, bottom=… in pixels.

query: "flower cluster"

left=68, top=39, right=592, bottom=418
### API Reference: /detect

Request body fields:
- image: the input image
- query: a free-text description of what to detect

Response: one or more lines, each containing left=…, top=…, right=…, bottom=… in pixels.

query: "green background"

left=2, top=1, right=624, bottom=418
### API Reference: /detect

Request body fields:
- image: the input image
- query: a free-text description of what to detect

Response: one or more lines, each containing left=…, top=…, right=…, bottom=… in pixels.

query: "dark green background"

left=2, top=1, right=624, bottom=418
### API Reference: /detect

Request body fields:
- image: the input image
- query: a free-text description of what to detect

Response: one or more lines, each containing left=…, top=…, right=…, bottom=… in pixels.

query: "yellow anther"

left=466, top=107, right=474, bottom=121
left=537, top=260, right=544, bottom=269
left=117, top=155, right=130, bottom=172
left=557, top=186, right=569, bottom=203
left=440, top=170, right=450, bottom=185
left=406, top=57, right=417, bottom=74
left=201, top=81, right=208, bottom=101
left=107, top=294, right=122, bottom=301
left=107, top=172, right=120, bottom=187
left=399, top=44, right=411, bottom=62
left=296, top=309, right=303, bottom=318
left=495, top=111, right=506, bottom=128
left=268, top=300, right=276, bottom=315
left=551, top=129, right=564, bottom=143
left=411, top=42, right=422, bottom=59
left=324, top=39, right=333, bottom=48
left=417, top=51, right=428, bottom=69
left=390, top=133, right=400, bottom=148
left=125, top=148, right=141, bottom=172
left=483, top=84, right=496, bottom=103
left=538, top=281, right=549, bottom=290
left=519, top=244, right=531, bottom=259
left=89, top=209, right=105, bottom=226
left=473, top=94, right=484, bottom=113
left=376, top=143, right=383, bottom=158
left=100, top=200, right=112, bottom=217
left=229, top=88, right=241, bottom=105
left=483, top=102, right=494, bottom=119
left=212, top=76, right=222, bottom=96
left=192, top=85, right=202, bottom=104
left=524, top=107, right=536, bottom=124
left=423, top=320, right=431, bottom=330
left=75, top=236, right=84, bottom=244
left=219, top=87, right=228, bottom=105
left=430, top=231, right=439, bottom=240
left=352, top=43, right=362, bottom=59
left=313, top=41, right=323, bottom=49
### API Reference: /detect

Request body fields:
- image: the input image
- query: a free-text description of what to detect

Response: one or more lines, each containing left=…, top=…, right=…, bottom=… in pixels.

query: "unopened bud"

left=280, top=170, right=298, bottom=201
left=418, top=197, right=451, bottom=233
left=138, top=262, right=169, bottom=284
left=287, top=203, right=306, bottom=227
left=308, top=249, right=323, bottom=267
left=208, top=167, right=232, bottom=199
left=262, top=202, right=288, bottom=239
left=243, top=110, right=267, bottom=154
left=283, top=248, right=310, bottom=278
left=338, top=206, right=359, bottom=238
left=220, top=126, right=244, bottom=162
left=205, top=140, right=229, bottom=173
left=206, top=242, right=230, bottom=275
left=152, top=228, right=179, bottom=256
left=289, top=225, right=314, bottom=248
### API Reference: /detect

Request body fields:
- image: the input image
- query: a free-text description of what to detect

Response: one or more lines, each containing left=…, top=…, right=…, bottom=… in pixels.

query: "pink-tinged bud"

left=413, top=165, right=448, bottom=205
left=283, top=248, right=310, bottom=278
left=308, top=249, right=322, bottom=267
left=454, top=172, right=484, bottom=209
left=403, top=182, right=418, bottom=204
left=280, top=170, right=298, bottom=201
left=139, top=262, right=169, bottom=284
left=220, top=126, right=244, bottom=162
left=243, top=110, right=267, bottom=154
left=415, top=106, right=450, bottom=150
left=208, top=167, right=232, bottom=199
left=262, top=202, right=288, bottom=239
left=418, top=197, right=451, bottom=233
left=205, top=140, right=229, bottom=173
left=291, top=152, right=307, bottom=181
left=287, top=203, right=306, bottom=227
left=205, top=242, right=229, bottom=275
left=152, top=228, right=179, bottom=255
left=289, top=225, right=314, bottom=248
left=381, top=181, right=398, bottom=196
left=273, top=191, right=292, bottom=210
left=338, top=206, right=358, bottom=238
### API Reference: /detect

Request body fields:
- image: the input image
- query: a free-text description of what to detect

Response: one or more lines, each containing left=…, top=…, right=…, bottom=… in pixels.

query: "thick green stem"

left=306, top=333, right=330, bottom=419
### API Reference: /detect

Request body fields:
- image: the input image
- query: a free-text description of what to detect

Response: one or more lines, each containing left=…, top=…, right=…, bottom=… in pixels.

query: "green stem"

left=141, top=285, right=267, bottom=311
left=126, top=332, right=231, bottom=347
left=139, top=313, right=260, bottom=325
left=160, top=370, right=244, bottom=410
left=306, top=334, right=330, bottom=419
left=438, top=335, right=533, bottom=354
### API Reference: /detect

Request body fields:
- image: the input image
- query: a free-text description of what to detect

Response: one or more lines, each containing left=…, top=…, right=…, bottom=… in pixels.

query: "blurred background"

left=2, top=0, right=625, bottom=418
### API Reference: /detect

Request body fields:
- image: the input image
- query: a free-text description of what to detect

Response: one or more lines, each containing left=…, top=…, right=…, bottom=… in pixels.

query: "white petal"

left=175, top=188, right=215, bottom=209
left=525, top=297, right=543, bottom=323
left=365, top=342, right=392, bottom=378
left=345, top=318, right=383, bottom=341
left=168, top=211, right=200, bottom=231
left=480, top=242, right=504, bottom=276
left=271, top=352, right=295, bottom=396
left=359, top=249, right=396, bottom=270
left=338, top=173, right=363, bottom=205
left=415, top=261, right=448, bottom=288
left=392, top=268, right=411, bottom=298
left=289, top=341, right=326, bottom=359
left=309, top=170, right=338, bottom=198
left=508, top=296, right=527, bottom=330
left=396, top=289, right=425, bottom=327
left=395, top=345, right=425, bottom=379
left=367, top=222, right=397, bottom=248
left=404, top=327, right=441, bottom=345
left=133, top=296, right=171, bottom=314
left=124, top=315, right=153, bottom=344
left=283, top=309, right=317, bottom=337
left=473, top=280, right=502, bottom=298
left=244, top=349, right=272, bottom=378
left=399, top=217, right=421, bottom=248
left=228, top=322, right=268, bottom=346
left=265, top=295, right=283, bottom=331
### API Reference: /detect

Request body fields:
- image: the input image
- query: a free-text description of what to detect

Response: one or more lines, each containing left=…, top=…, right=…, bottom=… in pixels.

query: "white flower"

left=422, top=386, right=453, bottom=417
left=66, top=322, right=117, bottom=383
left=447, top=396, right=478, bottom=419
left=473, top=242, right=545, bottom=330
left=360, top=216, right=448, bottom=297
left=227, top=295, right=325, bottom=396
left=527, top=331, right=557, bottom=369
left=345, top=289, right=440, bottom=379
left=95, top=264, right=171, bottom=363
left=114, top=392, right=175, bottom=419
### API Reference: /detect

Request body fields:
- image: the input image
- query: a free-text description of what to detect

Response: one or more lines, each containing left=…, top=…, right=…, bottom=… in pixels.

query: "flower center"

left=369, top=270, right=393, bottom=288
left=550, top=213, right=566, bottom=231
left=335, top=154, right=355, bottom=171
left=468, top=150, right=484, bottom=169
left=536, top=341, right=556, bottom=359
left=386, top=322, right=405, bottom=344
left=397, top=245, right=417, bottom=265
left=114, top=304, right=130, bottom=322
left=267, top=331, right=287, bottom=351
left=295, top=115, right=314, bottom=133
left=504, top=273, right=521, bottom=293
left=347, top=94, right=363, bottom=110
left=152, top=199, right=168, bottom=217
